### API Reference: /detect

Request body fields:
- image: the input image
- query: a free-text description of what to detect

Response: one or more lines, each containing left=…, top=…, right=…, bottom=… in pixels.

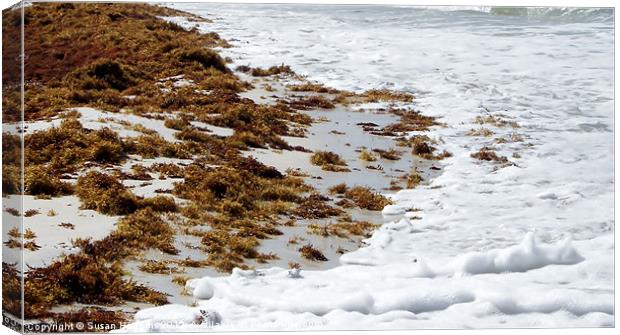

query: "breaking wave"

left=421, top=6, right=613, bottom=21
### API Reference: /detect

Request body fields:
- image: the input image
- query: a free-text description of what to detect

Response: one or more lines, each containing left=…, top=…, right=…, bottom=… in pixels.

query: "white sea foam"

left=121, top=4, right=614, bottom=330
left=120, top=232, right=613, bottom=331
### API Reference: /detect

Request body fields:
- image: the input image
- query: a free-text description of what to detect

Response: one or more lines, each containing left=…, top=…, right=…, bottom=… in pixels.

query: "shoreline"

left=3, top=2, right=450, bottom=328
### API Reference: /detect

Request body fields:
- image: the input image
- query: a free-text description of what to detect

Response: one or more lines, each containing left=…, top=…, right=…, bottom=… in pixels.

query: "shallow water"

left=237, top=77, right=439, bottom=270
left=248, top=107, right=440, bottom=195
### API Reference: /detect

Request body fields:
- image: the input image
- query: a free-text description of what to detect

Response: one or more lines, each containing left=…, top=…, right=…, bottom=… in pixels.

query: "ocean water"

left=124, top=5, right=614, bottom=329
left=174, top=2, right=614, bottom=256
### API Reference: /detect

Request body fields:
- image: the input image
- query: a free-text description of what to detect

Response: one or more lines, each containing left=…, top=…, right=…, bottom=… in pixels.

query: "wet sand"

left=13, top=70, right=444, bottom=315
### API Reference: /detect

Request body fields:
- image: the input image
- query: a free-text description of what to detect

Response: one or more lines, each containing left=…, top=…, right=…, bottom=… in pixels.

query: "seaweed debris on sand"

left=3, top=2, right=446, bottom=326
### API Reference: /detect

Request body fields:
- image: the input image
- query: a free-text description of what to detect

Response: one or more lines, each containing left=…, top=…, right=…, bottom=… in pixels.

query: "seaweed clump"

left=201, top=230, right=260, bottom=272
left=471, top=147, right=509, bottom=164
left=307, top=220, right=377, bottom=238
left=179, top=48, right=228, bottom=73
left=406, top=170, right=423, bottom=188
left=25, top=119, right=127, bottom=175
left=333, top=88, right=413, bottom=105
left=2, top=164, right=21, bottom=195
left=139, top=260, right=180, bottom=274
left=310, top=151, right=350, bottom=172
left=76, top=171, right=138, bottom=215
left=328, top=183, right=348, bottom=195
left=467, top=127, right=494, bottom=137
left=69, top=59, right=138, bottom=91
left=329, top=183, right=391, bottom=210
left=298, top=244, right=328, bottom=261
left=24, top=252, right=167, bottom=319
left=410, top=135, right=452, bottom=160
left=287, top=82, right=340, bottom=94
left=76, top=171, right=178, bottom=215
left=372, top=148, right=402, bottom=160
left=139, top=195, right=178, bottom=213
left=110, top=208, right=179, bottom=255
left=2, top=262, right=23, bottom=318
left=24, top=166, right=73, bottom=197
left=361, top=89, right=413, bottom=103
left=239, top=64, right=294, bottom=77
left=358, top=149, right=377, bottom=162
left=380, top=110, right=438, bottom=134
left=286, top=95, right=335, bottom=110
left=343, top=186, right=392, bottom=211
left=293, top=193, right=344, bottom=219
left=474, top=114, right=519, bottom=129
